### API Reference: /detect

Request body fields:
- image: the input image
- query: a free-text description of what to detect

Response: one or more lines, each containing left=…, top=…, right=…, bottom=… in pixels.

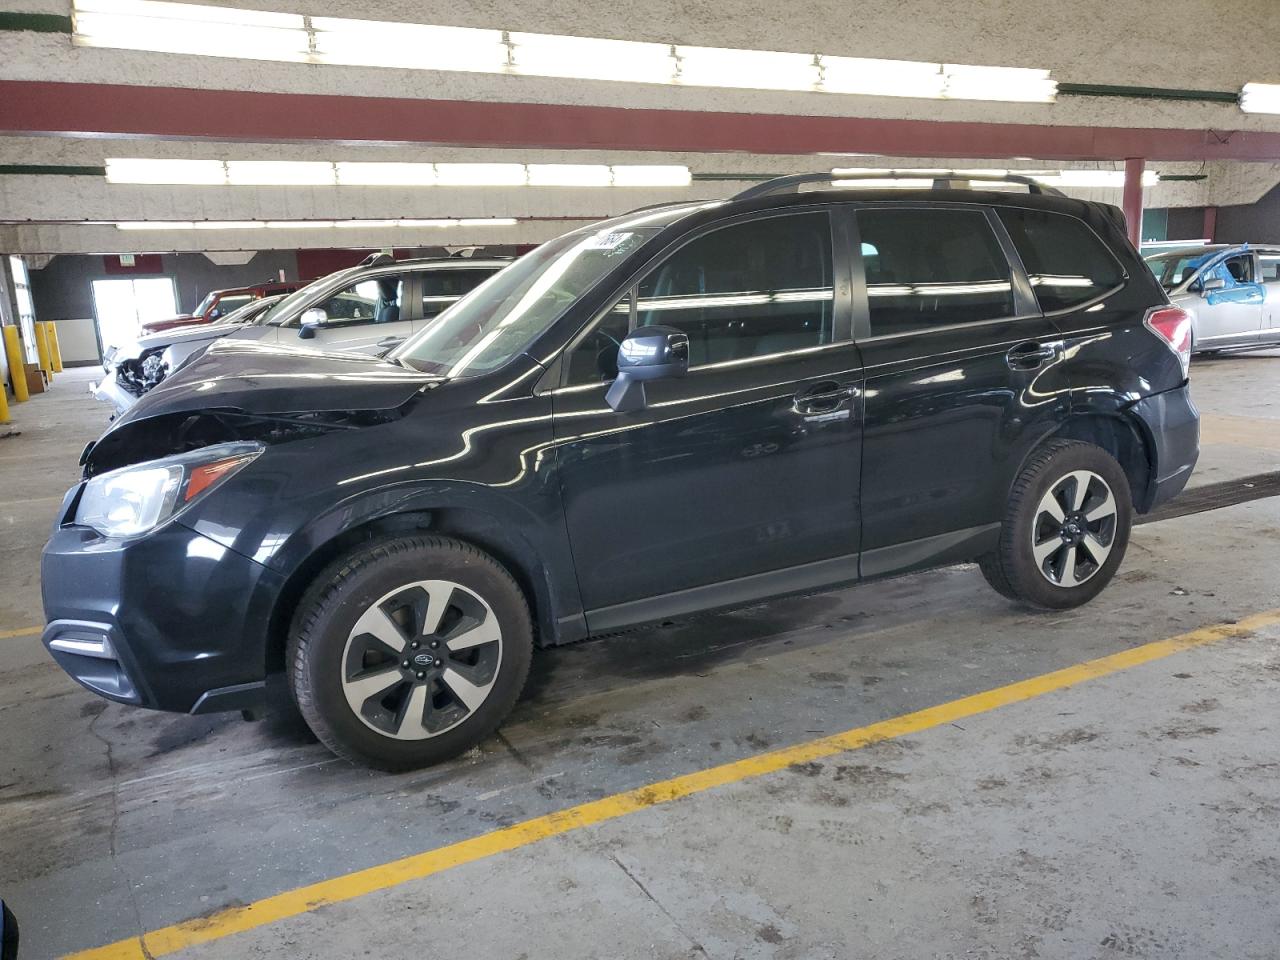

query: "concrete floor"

left=1, top=355, right=1279, bottom=960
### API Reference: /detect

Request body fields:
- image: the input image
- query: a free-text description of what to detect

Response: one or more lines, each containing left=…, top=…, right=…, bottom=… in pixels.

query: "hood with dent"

left=112, top=337, right=442, bottom=427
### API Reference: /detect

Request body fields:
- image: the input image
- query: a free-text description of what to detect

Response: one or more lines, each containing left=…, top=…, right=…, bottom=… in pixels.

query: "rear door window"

left=1261, top=254, right=1280, bottom=283
left=996, top=207, right=1126, bottom=312
left=856, top=208, right=1015, bottom=336
left=422, top=269, right=492, bottom=319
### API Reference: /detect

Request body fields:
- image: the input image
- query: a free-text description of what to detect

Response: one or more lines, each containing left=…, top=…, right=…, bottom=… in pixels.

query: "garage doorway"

left=91, top=277, right=178, bottom=352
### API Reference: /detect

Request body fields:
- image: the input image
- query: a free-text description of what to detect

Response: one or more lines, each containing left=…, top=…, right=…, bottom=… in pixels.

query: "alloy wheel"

left=1031, top=470, right=1118, bottom=587
left=340, top=579, right=503, bottom=740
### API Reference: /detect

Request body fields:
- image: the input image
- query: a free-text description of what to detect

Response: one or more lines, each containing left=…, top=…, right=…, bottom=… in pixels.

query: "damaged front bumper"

left=90, top=374, right=138, bottom=415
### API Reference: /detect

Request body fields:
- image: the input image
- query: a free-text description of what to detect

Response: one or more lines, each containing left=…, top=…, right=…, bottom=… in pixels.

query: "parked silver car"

left=93, top=255, right=508, bottom=414
left=1146, top=244, right=1280, bottom=354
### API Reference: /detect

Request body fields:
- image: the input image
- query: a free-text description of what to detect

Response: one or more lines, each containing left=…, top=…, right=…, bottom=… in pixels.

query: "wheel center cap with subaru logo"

left=413, top=652, right=433, bottom=668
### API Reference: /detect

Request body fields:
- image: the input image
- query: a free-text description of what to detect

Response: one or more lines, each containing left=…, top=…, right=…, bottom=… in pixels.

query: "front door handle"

left=1006, top=341, right=1059, bottom=371
left=794, top=381, right=858, bottom=415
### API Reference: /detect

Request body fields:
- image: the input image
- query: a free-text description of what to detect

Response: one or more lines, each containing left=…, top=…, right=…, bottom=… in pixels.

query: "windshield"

left=193, top=291, right=218, bottom=317
left=1146, top=252, right=1211, bottom=290
left=223, top=296, right=280, bottom=324
left=390, top=219, right=677, bottom=377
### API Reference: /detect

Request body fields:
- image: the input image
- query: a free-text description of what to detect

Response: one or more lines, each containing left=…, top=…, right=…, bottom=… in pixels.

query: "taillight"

left=1144, top=305, right=1192, bottom=379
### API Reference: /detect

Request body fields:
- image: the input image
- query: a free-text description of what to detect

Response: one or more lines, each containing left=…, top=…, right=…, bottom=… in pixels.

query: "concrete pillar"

left=1122, top=158, right=1145, bottom=246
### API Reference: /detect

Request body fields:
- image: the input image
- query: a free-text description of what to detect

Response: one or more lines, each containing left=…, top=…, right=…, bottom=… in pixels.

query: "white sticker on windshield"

left=585, top=232, right=635, bottom=250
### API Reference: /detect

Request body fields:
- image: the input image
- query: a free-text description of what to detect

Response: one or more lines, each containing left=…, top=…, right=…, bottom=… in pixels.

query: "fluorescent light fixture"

left=943, top=64, right=1056, bottom=102
left=675, top=45, right=818, bottom=91
left=115, top=221, right=195, bottom=230
left=1034, top=170, right=1159, bottom=188
left=611, top=165, right=692, bottom=187
left=1239, top=82, right=1280, bottom=114
left=105, top=158, right=227, bottom=185
left=333, top=219, right=461, bottom=228
left=435, top=163, right=527, bottom=186
left=332, top=219, right=401, bottom=229
left=312, top=18, right=506, bottom=72
left=509, top=32, right=675, bottom=84
left=74, top=0, right=307, bottom=61
left=105, top=157, right=692, bottom=189
left=819, top=56, right=945, bottom=98
left=76, top=0, right=300, bottom=27
left=832, top=167, right=943, bottom=176
left=528, top=164, right=612, bottom=187
left=74, top=3, right=1058, bottom=105
left=265, top=220, right=337, bottom=229
left=457, top=218, right=518, bottom=226
left=336, top=162, right=438, bottom=186
left=227, top=161, right=336, bottom=186
left=191, top=220, right=264, bottom=229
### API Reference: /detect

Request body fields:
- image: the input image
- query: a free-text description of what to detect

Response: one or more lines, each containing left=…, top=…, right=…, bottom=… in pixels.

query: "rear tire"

left=288, top=535, right=533, bottom=771
left=980, top=440, right=1132, bottom=610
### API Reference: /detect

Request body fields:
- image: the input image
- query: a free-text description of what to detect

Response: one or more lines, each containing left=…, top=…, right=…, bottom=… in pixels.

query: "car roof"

left=392, top=257, right=512, bottom=269
left=608, top=185, right=1125, bottom=238
left=1146, top=243, right=1280, bottom=260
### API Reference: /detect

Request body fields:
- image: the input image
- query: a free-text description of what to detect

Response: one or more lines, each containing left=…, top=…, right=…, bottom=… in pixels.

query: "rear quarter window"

left=997, top=208, right=1126, bottom=312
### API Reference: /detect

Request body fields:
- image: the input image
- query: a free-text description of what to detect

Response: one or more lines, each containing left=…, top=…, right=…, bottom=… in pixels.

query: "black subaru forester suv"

left=42, top=173, right=1198, bottom=770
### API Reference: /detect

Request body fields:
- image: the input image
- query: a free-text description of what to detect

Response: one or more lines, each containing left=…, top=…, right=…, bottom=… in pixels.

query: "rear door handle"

left=794, top=380, right=858, bottom=414
left=1006, top=341, right=1059, bottom=371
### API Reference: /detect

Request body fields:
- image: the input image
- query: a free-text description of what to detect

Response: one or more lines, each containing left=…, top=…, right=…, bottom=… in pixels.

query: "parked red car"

left=140, top=280, right=302, bottom=334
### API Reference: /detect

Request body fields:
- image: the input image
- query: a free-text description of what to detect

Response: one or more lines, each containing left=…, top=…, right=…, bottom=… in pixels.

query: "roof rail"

left=733, top=170, right=1066, bottom=201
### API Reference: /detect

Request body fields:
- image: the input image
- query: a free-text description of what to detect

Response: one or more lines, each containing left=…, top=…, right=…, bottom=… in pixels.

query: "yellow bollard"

left=2, top=326, right=27, bottom=402
left=33, top=321, right=52, bottom=379
left=0, top=366, right=8, bottom=423
left=44, top=321, right=63, bottom=373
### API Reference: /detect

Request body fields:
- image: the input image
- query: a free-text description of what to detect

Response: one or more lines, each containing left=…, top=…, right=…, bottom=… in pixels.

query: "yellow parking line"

left=64, top=608, right=1280, bottom=960
left=0, top=625, right=41, bottom=640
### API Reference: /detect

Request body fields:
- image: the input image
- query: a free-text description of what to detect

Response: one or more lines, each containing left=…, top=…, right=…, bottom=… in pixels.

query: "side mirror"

left=1, top=899, right=18, bottom=960
left=605, top=325, right=689, bottom=413
left=298, top=307, right=326, bottom=339
left=1201, top=277, right=1226, bottom=295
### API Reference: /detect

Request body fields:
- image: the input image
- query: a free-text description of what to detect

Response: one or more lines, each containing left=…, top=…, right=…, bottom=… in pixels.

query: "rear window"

left=422, top=269, right=493, bottom=318
left=997, top=208, right=1126, bottom=312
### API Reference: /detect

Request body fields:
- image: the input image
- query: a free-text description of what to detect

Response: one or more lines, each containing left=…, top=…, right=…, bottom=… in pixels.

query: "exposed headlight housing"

left=75, top=442, right=263, bottom=538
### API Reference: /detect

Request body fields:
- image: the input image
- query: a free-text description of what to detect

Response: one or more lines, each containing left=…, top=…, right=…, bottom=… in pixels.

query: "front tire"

left=288, top=535, right=533, bottom=771
left=980, top=440, right=1132, bottom=610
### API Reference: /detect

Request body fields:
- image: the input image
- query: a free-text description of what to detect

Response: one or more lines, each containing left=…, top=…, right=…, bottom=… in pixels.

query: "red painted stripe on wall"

left=3, top=80, right=1280, bottom=161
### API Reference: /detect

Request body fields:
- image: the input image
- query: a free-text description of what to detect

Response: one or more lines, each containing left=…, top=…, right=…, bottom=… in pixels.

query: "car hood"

left=113, top=337, right=442, bottom=426
left=113, top=320, right=248, bottom=361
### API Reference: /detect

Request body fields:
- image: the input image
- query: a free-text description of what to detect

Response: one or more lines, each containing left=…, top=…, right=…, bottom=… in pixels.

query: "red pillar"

left=1202, top=206, right=1218, bottom=243
left=1122, top=158, right=1145, bottom=246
